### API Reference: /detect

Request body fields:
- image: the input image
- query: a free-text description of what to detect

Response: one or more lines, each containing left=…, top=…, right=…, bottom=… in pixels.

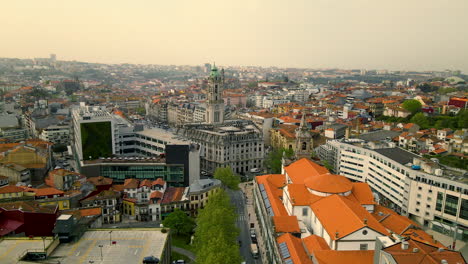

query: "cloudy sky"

left=1, top=0, right=468, bottom=72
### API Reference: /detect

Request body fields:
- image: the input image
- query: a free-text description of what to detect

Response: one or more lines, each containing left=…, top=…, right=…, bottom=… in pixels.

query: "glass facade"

left=100, top=164, right=184, bottom=185
left=436, top=192, right=444, bottom=211
left=461, top=199, right=468, bottom=221
left=444, top=194, right=459, bottom=216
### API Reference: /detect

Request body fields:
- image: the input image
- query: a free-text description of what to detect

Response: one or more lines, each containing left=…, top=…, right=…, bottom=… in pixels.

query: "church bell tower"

left=295, top=111, right=313, bottom=159
left=206, top=63, right=225, bottom=125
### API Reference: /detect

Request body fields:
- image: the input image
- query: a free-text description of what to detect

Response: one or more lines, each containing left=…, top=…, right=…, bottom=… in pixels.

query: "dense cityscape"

left=0, top=55, right=466, bottom=264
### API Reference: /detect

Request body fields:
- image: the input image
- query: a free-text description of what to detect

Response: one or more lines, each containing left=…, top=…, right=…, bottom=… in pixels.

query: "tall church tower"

left=206, top=64, right=225, bottom=125
left=295, top=111, right=313, bottom=159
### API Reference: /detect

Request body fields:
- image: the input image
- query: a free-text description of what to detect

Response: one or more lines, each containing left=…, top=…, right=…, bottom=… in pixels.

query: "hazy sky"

left=2, top=0, right=468, bottom=72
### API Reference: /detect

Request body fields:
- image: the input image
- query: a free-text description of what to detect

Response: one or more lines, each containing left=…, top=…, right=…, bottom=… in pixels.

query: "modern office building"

left=317, top=139, right=468, bottom=240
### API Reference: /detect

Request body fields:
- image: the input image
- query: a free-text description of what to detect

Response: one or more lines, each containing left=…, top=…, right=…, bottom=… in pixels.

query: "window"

left=362, top=230, right=368, bottom=235
left=444, top=195, right=459, bottom=216
left=360, top=244, right=368, bottom=250
left=436, top=192, right=444, bottom=211
left=302, top=208, right=308, bottom=216
left=460, top=199, right=468, bottom=221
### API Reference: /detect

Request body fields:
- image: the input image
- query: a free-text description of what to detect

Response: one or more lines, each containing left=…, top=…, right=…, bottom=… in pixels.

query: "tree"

left=194, top=190, right=242, bottom=264
left=457, top=109, right=468, bottom=129
left=214, top=167, right=240, bottom=190
left=402, top=99, right=422, bottom=114
left=162, top=208, right=195, bottom=236
left=410, top=113, right=429, bottom=129
left=264, top=148, right=294, bottom=174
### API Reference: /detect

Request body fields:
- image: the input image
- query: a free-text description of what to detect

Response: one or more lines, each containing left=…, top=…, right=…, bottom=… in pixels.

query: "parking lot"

left=0, top=237, right=54, bottom=264
left=50, top=229, right=168, bottom=264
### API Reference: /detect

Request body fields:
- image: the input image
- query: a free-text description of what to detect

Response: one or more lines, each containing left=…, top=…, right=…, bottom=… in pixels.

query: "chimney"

left=441, top=260, right=448, bottom=264
left=401, top=241, right=409, bottom=250
left=412, top=248, right=419, bottom=253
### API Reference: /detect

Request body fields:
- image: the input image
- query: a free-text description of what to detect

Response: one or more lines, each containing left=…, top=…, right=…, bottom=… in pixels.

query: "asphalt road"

left=228, top=189, right=260, bottom=264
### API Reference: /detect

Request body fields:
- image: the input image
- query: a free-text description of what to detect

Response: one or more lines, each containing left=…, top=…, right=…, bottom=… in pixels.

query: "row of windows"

left=435, top=192, right=468, bottom=220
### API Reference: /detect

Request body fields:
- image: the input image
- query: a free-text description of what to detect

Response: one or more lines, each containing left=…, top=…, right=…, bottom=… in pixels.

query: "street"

left=227, top=188, right=261, bottom=264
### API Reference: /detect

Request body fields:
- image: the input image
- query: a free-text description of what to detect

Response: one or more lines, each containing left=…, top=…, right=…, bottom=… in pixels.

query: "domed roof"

left=304, top=173, right=352, bottom=194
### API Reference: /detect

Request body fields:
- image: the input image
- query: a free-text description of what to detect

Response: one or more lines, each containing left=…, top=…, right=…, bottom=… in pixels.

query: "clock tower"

left=206, top=64, right=225, bottom=125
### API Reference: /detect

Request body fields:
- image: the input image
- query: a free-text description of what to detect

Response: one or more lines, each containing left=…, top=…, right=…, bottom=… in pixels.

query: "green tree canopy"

left=162, top=208, right=195, bottom=236
left=264, top=147, right=294, bottom=174
left=194, top=190, right=241, bottom=264
left=457, top=109, right=468, bottom=128
left=214, top=167, right=240, bottom=190
left=410, top=113, right=429, bottom=129
left=402, top=99, right=422, bottom=114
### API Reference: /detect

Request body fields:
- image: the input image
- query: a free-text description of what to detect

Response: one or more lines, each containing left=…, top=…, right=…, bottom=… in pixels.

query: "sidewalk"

left=424, top=229, right=468, bottom=259
left=240, top=182, right=267, bottom=264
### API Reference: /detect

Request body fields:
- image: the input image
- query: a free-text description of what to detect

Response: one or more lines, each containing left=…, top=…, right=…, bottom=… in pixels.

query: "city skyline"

left=1, top=0, right=468, bottom=72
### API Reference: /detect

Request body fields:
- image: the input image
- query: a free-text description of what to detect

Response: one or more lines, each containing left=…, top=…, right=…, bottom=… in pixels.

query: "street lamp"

left=109, top=231, right=113, bottom=246
left=98, top=245, right=103, bottom=261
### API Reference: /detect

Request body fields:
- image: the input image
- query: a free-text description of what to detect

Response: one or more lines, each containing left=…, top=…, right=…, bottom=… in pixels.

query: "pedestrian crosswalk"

left=237, top=214, right=248, bottom=221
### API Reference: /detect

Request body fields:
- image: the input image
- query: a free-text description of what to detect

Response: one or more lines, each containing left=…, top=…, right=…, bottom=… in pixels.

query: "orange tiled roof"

left=124, top=178, right=139, bottom=189
left=287, top=184, right=322, bottom=206
left=277, top=233, right=312, bottom=264
left=0, top=185, right=24, bottom=194
left=273, top=215, right=301, bottom=233
left=314, top=250, right=374, bottom=264
left=310, top=195, right=389, bottom=240
left=33, top=187, right=64, bottom=197
left=284, top=158, right=329, bottom=184
left=256, top=174, right=288, bottom=216
left=152, top=178, right=166, bottom=186
left=79, top=207, right=102, bottom=217
left=302, top=235, right=330, bottom=255
left=349, top=183, right=375, bottom=205
left=303, top=174, right=352, bottom=194
left=383, top=239, right=465, bottom=264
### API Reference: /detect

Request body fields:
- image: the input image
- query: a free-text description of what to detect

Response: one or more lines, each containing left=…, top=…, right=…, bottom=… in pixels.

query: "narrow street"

left=227, top=188, right=261, bottom=264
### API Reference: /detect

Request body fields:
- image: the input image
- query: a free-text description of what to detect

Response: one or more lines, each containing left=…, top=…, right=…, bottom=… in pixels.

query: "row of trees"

left=410, top=110, right=468, bottom=130
left=264, top=147, right=294, bottom=174
left=214, top=167, right=240, bottom=190
left=194, top=190, right=242, bottom=264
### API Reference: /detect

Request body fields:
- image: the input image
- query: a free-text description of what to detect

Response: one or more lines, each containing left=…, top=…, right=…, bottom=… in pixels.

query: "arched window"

left=302, top=142, right=307, bottom=150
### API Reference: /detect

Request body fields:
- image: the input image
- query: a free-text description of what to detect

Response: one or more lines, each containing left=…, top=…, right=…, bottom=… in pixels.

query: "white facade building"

left=317, top=139, right=468, bottom=240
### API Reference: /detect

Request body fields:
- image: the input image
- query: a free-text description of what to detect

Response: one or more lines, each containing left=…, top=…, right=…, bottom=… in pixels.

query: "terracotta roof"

left=273, top=216, right=301, bottom=233
left=383, top=240, right=465, bottom=264
left=287, top=184, right=322, bottom=206
left=349, top=183, right=375, bottom=205
left=150, top=191, right=163, bottom=200
left=139, top=179, right=152, bottom=188
left=152, top=178, right=165, bottom=186
left=161, top=187, right=186, bottom=204
left=313, top=250, right=374, bottom=264
left=277, top=233, right=312, bottom=264
left=32, top=187, right=64, bottom=197
left=310, top=195, right=389, bottom=240
left=0, top=185, right=24, bottom=194
left=304, top=174, right=352, bottom=194
left=87, top=176, right=113, bottom=186
left=256, top=174, right=288, bottom=216
left=302, top=235, right=330, bottom=255
left=0, top=201, right=57, bottom=214
left=284, top=158, right=329, bottom=184
left=112, top=184, right=125, bottom=192
left=124, top=178, right=139, bottom=189
left=79, top=207, right=102, bottom=217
